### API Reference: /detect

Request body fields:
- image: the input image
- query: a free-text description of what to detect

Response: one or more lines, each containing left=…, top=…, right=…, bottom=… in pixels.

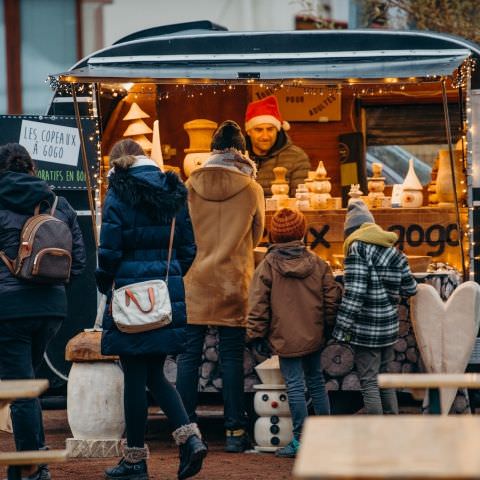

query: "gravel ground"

left=0, top=409, right=295, bottom=480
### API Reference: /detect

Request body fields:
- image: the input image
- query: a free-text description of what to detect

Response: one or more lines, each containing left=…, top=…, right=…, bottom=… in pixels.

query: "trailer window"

left=363, top=103, right=463, bottom=185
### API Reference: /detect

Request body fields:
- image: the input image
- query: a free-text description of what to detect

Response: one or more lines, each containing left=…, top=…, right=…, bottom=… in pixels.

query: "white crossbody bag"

left=112, top=218, right=175, bottom=333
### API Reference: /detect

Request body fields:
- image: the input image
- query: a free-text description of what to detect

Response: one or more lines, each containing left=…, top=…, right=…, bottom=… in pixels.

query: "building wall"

left=0, top=0, right=77, bottom=114
left=0, top=0, right=350, bottom=114
left=101, top=0, right=349, bottom=47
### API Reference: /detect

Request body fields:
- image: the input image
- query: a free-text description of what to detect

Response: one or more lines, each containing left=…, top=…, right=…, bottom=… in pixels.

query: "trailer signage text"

left=19, top=120, right=80, bottom=167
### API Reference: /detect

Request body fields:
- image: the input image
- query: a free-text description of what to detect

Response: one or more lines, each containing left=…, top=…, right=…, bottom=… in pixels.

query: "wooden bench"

left=0, top=380, right=68, bottom=480
left=0, top=380, right=49, bottom=409
left=378, top=373, right=480, bottom=414
left=294, top=415, right=480, bottom=479
left=0, top=450, right=68, bottom=480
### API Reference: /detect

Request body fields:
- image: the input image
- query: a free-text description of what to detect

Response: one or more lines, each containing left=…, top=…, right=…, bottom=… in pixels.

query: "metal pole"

left=72, top=83, right=98, bottom=246
left=457, top=82, right=466, bottom=172
left=441, top=79, right=466, bottom=280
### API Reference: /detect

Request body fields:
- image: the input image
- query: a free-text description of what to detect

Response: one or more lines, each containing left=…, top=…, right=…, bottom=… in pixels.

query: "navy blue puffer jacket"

left=96, top=161, right=196, bottom=356
left=0, top=171, right=86, bottom=320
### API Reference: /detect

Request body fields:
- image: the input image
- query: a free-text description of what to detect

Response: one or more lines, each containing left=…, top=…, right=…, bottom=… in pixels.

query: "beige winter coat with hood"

left=185, top=155, right=265, bottom=327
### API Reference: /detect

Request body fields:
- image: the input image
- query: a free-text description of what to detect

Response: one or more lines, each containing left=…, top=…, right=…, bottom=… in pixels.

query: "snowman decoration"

left=253, top=356, right=293, bottom=452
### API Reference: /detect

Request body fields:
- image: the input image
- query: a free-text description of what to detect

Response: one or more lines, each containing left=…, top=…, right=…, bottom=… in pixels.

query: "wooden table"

left=0, top=380, right=49, bottom=408
left=378, top=373, right=480, bottom=414
left=294, top=415, right=480, bottom=479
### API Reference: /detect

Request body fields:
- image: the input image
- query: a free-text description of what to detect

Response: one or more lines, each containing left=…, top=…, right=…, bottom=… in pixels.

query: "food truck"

left=2, top=21, right=479, bottom=399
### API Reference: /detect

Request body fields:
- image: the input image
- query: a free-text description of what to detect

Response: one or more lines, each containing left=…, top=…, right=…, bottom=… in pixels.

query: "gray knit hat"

left=344, top=200, right=375, bottom=233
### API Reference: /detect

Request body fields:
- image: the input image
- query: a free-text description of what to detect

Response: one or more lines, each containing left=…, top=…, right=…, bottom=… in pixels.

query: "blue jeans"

left=176, top=325, right=247, bottom=430
left=120, top=355, right=190, bottom=448
left=0, top=317, right=63, bottom=451
left=279, top=350, right=330, bottom=440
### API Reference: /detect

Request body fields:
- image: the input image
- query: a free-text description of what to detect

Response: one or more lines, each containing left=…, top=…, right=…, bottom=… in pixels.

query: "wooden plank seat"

left=0, top=380, right=49, bottom=409
left=378, top=373, right=480, bottom=414
left=378, top=373, right=480, bottom=389
left=0, top=450, right=68, bottom=480
left=294, top=415, right=480, bottom=479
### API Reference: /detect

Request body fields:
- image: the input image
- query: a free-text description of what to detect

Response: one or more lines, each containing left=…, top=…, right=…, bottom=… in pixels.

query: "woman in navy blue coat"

left=96, top=139, right=206, bottom=480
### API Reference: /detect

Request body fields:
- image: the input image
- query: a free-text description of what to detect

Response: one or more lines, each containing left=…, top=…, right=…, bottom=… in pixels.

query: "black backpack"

left=0, top=195, right=73, bottom=284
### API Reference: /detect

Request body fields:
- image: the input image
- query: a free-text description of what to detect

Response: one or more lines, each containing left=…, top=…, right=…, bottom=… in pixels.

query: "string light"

left=49, top=73, right=475, bottom=276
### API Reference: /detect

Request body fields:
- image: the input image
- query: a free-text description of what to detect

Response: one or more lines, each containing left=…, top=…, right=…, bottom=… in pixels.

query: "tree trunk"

left=393, top=338, right=407, bottom=353
left=320, top=343, right=355, bottom=377
left=326, top=378, right=340, bottom=391
left=406, top=347, right=419, bottom=363
left=341, top=372, right=361, bottom=391
left=387, top=361, right=402, bottom=373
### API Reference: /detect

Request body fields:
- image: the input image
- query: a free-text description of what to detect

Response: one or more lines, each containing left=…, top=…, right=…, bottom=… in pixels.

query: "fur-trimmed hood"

left=108, top=165, right=187, bottom=220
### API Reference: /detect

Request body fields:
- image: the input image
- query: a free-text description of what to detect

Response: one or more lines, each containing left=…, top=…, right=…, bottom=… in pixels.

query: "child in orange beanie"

left=247, top=208, right=342, bottom=457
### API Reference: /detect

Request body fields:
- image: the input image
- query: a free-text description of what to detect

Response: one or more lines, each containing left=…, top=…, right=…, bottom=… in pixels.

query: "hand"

left=332, top=327, right=352, bottom=344
left=95, top=270, right=113, bottom=295
left=247, top=337, right=271, bottom=357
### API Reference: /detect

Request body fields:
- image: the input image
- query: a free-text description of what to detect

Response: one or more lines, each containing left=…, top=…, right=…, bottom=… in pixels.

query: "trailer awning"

left=53, top=29, right=477, bottom=84
left=57, top=50, right=470, bottom=84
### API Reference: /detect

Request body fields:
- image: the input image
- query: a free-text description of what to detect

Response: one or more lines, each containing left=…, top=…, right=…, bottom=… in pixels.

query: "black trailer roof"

left=54, top=23, right=479, bottom=83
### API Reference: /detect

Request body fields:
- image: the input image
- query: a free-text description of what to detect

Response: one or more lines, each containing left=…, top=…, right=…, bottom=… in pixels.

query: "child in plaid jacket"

left=333, top=200, right=417, bottom=414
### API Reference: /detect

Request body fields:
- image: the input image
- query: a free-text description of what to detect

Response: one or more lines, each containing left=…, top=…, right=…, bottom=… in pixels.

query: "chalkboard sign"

left=0, top=115, right=99, bottom=190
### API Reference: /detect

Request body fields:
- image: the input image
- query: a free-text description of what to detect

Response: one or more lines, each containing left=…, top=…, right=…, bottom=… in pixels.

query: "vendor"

left=245, top=95, right=311, bottom=197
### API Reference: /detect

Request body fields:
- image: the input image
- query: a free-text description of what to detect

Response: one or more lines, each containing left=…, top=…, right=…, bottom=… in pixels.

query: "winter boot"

left=4, top=465, right=47, bottom=480
left=224, top=429, right=252, bottom=453
left=105, top=445, right=149, bottom=480
left=275, top=437, right=300, bottom=458
left=172, top=423, right=208, bottom=480
left=37, top=465, right=51, bottom=480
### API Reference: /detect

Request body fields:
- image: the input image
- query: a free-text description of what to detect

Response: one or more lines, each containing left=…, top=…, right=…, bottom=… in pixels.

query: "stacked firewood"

left=320, top=297, right=419, bottom=393
left=163, top=271, right=468, bottom=411
left=163, top=328, right=266, bottom=392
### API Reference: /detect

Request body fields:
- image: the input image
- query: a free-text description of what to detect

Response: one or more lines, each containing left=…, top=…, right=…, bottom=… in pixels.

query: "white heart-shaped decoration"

left=411, top=281, right=480, bottom=413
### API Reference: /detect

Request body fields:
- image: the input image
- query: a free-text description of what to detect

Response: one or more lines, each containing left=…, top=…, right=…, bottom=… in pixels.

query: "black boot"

left=225, top=429, right=252, bottom=453
left=105, top=445, right=149, bottom=480
left=173, top=423, right=208, bottom=480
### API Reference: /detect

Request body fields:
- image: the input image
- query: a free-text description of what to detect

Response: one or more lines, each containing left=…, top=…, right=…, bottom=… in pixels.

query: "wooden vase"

left=183, top=119, right=217, bottom=177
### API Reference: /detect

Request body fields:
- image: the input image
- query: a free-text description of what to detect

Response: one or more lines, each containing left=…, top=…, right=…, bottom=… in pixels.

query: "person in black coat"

left=0, top=143, right=86, bottom=480
left=96, top=139, right=207, bottom=480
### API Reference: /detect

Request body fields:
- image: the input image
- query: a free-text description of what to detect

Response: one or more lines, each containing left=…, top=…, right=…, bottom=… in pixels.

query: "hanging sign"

left=20, top=120, right=80, bottom=166
left=0, top=115, right=99, bottom=190
left=250, top=86, right=341, bottom=122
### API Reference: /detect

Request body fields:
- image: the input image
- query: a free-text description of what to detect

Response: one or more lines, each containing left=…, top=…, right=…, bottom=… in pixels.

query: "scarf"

left=203, top=148, right=257, bottom=178
left=343, top=223, right=398, bottom=256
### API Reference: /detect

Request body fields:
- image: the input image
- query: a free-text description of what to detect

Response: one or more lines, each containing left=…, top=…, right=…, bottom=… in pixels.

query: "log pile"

left=163, top=272, right=464, bottom=414
left=163, top=328, right=266, bottom=392
left=318, top=296, right=421, bottom=391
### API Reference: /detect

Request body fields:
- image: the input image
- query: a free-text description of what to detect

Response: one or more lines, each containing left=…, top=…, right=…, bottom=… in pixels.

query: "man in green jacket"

left=245, top=95, right=311, bottom=197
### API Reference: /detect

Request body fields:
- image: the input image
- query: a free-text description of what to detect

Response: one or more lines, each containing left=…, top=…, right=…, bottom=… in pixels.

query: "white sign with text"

left=19, top=120, right=80, bottom=167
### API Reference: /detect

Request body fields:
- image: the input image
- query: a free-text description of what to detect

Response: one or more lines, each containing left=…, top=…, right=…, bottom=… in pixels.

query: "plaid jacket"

left=333, top=240, right=417, bottom=348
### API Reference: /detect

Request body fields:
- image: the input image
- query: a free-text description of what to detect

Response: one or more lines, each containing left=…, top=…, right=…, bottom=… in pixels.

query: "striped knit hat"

left=270, top=208, right=306, bottom=243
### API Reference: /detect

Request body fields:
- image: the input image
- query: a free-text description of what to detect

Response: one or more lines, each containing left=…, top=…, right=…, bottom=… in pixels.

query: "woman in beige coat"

left=177, top=120, right=265, bottom=453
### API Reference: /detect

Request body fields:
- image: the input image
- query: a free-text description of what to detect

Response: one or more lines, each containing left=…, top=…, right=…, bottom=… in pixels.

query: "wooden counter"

left=264, top=206, right=468, bottom=273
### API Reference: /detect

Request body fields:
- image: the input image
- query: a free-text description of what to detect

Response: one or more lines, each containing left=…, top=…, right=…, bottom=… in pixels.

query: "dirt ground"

left=0, top=409, right=294, bottom=480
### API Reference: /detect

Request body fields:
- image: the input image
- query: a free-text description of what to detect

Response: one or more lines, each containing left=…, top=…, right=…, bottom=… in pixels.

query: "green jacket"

left=248, top=131, right=311, bottom=197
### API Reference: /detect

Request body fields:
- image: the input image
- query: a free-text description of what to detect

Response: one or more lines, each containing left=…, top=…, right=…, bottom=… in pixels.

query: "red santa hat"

left=245, top=95, right=290, bottom=132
